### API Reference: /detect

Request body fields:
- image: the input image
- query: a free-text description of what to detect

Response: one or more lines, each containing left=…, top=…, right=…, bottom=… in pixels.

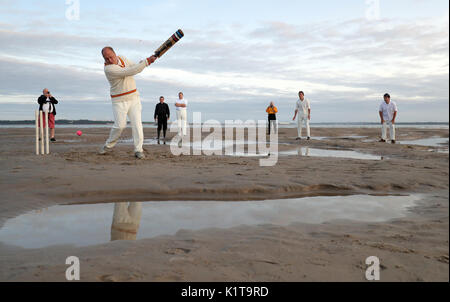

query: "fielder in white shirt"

left=99, top=46, right=157, bottom=159
left=292, top=91, right=311, bottom=140
left=175, top=92, right=188, bottom=136
left=379, top=93, right=398, bottom=144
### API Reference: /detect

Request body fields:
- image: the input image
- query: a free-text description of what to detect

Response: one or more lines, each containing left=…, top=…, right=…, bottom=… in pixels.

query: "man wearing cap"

left=379, top=93, right=398, bottom=144
left=99, top=46, right=157, bottom=159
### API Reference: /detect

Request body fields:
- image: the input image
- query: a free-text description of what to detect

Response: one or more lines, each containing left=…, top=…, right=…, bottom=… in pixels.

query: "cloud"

left=0, top=12, right=448, bottom=122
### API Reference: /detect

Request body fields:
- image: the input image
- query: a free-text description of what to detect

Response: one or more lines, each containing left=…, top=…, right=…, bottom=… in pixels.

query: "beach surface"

left=0, top=126, right=448, bottom=281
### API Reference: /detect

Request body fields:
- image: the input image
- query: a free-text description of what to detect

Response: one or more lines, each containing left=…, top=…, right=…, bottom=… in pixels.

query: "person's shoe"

left=296, top=137, right=301, bottom=140
left=135, top=151, right=146, bottom=159
left=98, top=145, right=113, bottom=155
left=306, top=137, right=311, bottom=141
left=50, top=137, right=56, bottom=142
left=157, top=139, right=160, bottom=145
left=163, top=138, right=166, bottom=145
left=379, top=139, right=386, bottom=143
left=391, top=140, right=396, bottom=144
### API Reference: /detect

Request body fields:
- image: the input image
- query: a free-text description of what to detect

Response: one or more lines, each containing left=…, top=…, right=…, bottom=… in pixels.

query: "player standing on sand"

left=379, top=93, right=398, bottom=144
left=292, top=91, right=311, bottom=140
left=37, top=88, right=58, bottom=142
left=175, top=92, right=188, bottom=137
left=154, top=96, right=170, bottom=144
left=99, top=47, right=157, bottom=159
left=266, top=101, right=278, bottom=135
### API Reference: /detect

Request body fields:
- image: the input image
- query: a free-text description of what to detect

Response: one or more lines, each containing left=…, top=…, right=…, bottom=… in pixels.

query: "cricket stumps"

left=35, top=110, right=50, bottom=155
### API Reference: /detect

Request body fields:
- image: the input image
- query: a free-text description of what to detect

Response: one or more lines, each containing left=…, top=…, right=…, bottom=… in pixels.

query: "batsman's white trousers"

left=297, top=115, right=310, bottom=138
left=381, top=121, right=396, bottom=141
left=105, top=99, right=144, bottom=153
left=177, top=109, right=187, bottom=136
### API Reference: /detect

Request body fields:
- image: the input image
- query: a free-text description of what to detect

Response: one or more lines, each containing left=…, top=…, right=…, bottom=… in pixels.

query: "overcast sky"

left=0, top=0, right=448, bottom=122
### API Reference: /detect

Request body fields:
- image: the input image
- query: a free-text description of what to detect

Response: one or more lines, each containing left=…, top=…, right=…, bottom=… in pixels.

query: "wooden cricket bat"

left=154, top=29, right=184, bottom=58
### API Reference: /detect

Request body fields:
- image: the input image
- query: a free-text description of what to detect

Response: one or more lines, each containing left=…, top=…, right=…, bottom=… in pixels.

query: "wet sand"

left=0, top=126, right=448, bottom=281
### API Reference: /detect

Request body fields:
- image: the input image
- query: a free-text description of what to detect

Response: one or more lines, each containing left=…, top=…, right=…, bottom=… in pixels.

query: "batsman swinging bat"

left=154, top=29, right=184, bottom=58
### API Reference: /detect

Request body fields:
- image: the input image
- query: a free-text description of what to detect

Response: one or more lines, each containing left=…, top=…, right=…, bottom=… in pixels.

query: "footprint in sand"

left=98, top=274, right=119, bottom=282
left=435, top=255, right=449, bottom=264
left=169, top=256, right=194, bottom=263
left=164, top=247, right=191, bottom=255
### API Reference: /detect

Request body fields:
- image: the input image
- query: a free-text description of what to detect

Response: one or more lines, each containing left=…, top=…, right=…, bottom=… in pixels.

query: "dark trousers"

left=157, top=118, right=168, bottom=139
left=268, top=115, right=276, bottom=134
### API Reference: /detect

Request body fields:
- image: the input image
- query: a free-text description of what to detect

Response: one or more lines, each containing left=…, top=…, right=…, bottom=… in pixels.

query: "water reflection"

left=399, top=137, right=449, bottom=148
left=292, top=146, right=310, bottom=156
left=111, top=202, right=142, bottom=241
left=0, top=195, right=420, bottom=249
left=279, top=147, right=381, bottom=160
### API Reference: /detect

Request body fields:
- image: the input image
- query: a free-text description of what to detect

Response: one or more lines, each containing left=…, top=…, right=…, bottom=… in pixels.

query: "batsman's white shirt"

left=104, top=55, right=150, bottom=102
left=379, top=101, right=398, bottom=121
left=296, top=98, right=311, bottom=116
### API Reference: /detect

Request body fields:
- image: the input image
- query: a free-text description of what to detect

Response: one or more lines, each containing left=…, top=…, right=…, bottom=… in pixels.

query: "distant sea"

left=0, top=120, right=448, bottom=129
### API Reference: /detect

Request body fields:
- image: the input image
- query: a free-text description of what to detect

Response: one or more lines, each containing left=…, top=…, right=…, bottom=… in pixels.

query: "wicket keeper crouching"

left=99, top=46, right=157, bottom=159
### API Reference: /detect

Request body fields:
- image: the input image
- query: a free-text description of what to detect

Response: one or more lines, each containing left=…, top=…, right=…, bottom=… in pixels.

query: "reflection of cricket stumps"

left=154, top=29, right=184, bottom=58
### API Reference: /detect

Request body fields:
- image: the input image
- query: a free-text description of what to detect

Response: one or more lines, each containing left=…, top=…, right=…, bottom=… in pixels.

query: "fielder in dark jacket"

left=37, top=88, right=58, bottom=141
left=154, top=96, right=170, bottom=144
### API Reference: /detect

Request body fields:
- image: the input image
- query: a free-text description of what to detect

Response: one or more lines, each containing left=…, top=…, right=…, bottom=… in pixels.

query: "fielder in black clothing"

left=154, top=96, right=170, bottom=144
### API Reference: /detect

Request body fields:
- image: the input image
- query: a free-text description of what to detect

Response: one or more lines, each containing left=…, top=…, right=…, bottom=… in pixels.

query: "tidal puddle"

left=121, top=138, right=265, bottom=150
left=278, top=147, right=382, bottom=160
left=314, top=136, right=368, bottom=140
left=399, top=137, right=449, bottom=148
left=206, top=146, right=381, bottom=160
left=121, top=138, right=381, bottom=160
left=0, top=195, right=419, bottom=249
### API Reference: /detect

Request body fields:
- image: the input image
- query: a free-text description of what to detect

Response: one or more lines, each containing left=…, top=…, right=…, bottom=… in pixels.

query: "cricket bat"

left=154, top=29, right=184, bottom=58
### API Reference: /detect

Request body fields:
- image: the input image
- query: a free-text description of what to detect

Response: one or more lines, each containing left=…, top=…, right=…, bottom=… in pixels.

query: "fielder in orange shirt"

left=266, top=102, right=278, bottom=135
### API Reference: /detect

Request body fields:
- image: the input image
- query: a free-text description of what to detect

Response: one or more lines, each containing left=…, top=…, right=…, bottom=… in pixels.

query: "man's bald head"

left=42, top=88, right=51, bottom=97
left=101, top=46, right=115, bottom=56
left=102, top=46, right=118, bottom=65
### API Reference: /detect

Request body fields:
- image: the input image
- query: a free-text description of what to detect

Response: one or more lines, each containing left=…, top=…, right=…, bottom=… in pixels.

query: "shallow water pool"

left=0, top=195, right=420, bottom=249
left=278, top=147, right=382, bottom=160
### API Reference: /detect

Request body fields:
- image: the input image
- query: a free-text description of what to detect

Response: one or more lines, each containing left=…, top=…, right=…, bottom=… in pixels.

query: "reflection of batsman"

left=111, top=202, right=142, bottom=241
left=99, top=29, right=184, bottom=159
